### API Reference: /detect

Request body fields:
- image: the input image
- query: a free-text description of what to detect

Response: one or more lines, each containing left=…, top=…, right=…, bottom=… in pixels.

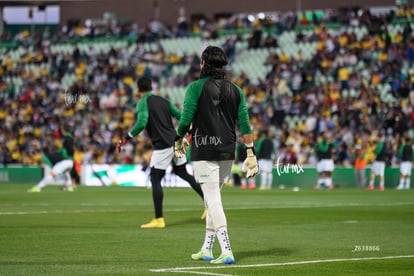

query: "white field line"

left=1, top=201, right=414, bottom=215
left=149, top=255, right=414, bottom=275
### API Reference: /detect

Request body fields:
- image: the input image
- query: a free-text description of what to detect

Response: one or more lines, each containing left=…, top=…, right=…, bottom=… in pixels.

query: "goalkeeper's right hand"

left=117, top=138, right=127, bottom=153
left=242, top=145, right=259, bottom=178
left=174, top=135, right=190, bottom=158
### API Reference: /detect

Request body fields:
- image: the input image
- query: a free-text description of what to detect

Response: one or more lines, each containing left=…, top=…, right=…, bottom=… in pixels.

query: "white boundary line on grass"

left=149, top=255, right=414, bottom=275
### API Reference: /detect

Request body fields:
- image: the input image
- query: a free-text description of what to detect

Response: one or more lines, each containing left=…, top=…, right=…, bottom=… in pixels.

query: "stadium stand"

left=1, top=4, right=414, bottom=170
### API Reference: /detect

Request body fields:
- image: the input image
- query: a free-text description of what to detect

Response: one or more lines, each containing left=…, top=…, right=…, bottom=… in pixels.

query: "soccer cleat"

left=28, top=186, right=41, bottom=193
left=248, top=183, right=256, bottom=189
left=366, top=185, right=374, bottom=191
left=378, top=186, right=385, bottom=191
left=240, top=183, right=247, bottom=189
left=66, top=186, right=74, bottom=192
left=200, top=208, right=207, bottom=220
left=191, top=250, right=214, bottom=261
left=210, top=252, right=235, bottom=264
left=224, top=178, right=233, bottom=187
left=140, top=217, right=165, bottom=229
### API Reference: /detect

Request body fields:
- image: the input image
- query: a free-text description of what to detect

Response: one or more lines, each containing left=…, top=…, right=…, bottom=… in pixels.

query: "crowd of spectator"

left=1, top=4, right=414, bottom=171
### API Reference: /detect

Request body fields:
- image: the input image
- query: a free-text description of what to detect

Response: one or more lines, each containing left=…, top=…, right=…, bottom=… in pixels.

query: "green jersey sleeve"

left=236, top=85, right=251, bottom=135
left=177, top=80, right=204, bottom=136
left=169, top=101, right=181, bottom=120
left=129, top=94, right=149, bottom=137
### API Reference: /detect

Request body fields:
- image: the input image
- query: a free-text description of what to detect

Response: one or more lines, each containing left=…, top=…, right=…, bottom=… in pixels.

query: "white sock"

left=260, top=173, right=267, bottom=188
left=326, top=177, right=332, bottom=188
left=379, top=180, right=384, bottom=187
left=317, top=178, right=323, bottom=188
left=201, top=230, right=215, bottom=252
left=216, top=227, right=232, bottom=255
left=398, top=178, right=405, bottom=188
left=267, top=173, right=273, bottom=188
left=64, top=172, right=72, bottom=189
left=405, top=178, right=411, bottom=189
left=241, top=179, right=247, bottom=186
left=369, top=178, right=374, bottom=186
left=321, top=177, right=329, bottom=188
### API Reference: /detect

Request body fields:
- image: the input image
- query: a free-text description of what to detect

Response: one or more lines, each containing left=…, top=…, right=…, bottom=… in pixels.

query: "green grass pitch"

left=1, top=184, right=414, bottom=275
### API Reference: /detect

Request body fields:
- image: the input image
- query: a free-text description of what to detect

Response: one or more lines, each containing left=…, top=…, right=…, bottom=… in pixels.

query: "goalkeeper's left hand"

left=117, top=138, right=127, bottom=153
left=242, top=146, right=259, bottom=178
left=174, top=135, right=190, bottom=158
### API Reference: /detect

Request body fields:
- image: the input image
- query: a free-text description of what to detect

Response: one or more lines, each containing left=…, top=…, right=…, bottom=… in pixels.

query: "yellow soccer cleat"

left=191, top=249, right=214, bottom=261
left=200, top=208, right=207, bottom=220
left=210, top=252, right=235, bottom=264
left=28, top=186, right=41, bottom=193
left=140, top=217, right=165, bottom=229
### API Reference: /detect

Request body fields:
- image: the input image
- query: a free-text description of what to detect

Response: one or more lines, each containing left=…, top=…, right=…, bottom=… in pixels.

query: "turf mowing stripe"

left=149, top=255, right=414, bottom=275
left=0, top=209, right=124, bottom=215
left=6, top=201, right=414, bottom=208
left=1, top=201, right=414, bottom=215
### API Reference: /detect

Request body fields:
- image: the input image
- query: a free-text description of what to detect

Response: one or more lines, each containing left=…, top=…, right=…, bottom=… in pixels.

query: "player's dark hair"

left=137, top=77, right=152, bottom=92
left=200, top=46, right=228, bottom=79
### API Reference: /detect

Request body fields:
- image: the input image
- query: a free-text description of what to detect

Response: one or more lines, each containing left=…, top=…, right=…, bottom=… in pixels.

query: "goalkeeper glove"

left=174, top=135, right=190, bottom=158
left=242, top=145, right=259, bottom=178
left=117, top=138, right=127, bottom=153
left=117, top=132, right=133, bottom=153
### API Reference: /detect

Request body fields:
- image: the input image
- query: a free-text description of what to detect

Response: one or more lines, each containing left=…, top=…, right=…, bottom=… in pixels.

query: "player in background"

left=353, top=144, right=367, bottom=188
left=396, top=137, right=413, bottom=190
left=314, top=141, right=324, bottom=189
left=28, top=124, right=75, bottom=192
left=256, top=128, right=276, bottom=190
left=174, top=45, right=258, bottom=265
left=314, top=131, right=335, bottom=190
left=367, top=134, right=386, bottom=191
left=117, top=76, right=204, bottom=229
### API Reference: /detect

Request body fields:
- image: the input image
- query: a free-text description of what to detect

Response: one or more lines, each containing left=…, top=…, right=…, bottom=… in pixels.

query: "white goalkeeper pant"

left=193, top=160, right=232, bottom=230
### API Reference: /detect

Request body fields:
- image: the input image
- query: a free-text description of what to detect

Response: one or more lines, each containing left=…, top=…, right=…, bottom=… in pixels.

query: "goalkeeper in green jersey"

left=174, top=46, right=258, bottom=265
